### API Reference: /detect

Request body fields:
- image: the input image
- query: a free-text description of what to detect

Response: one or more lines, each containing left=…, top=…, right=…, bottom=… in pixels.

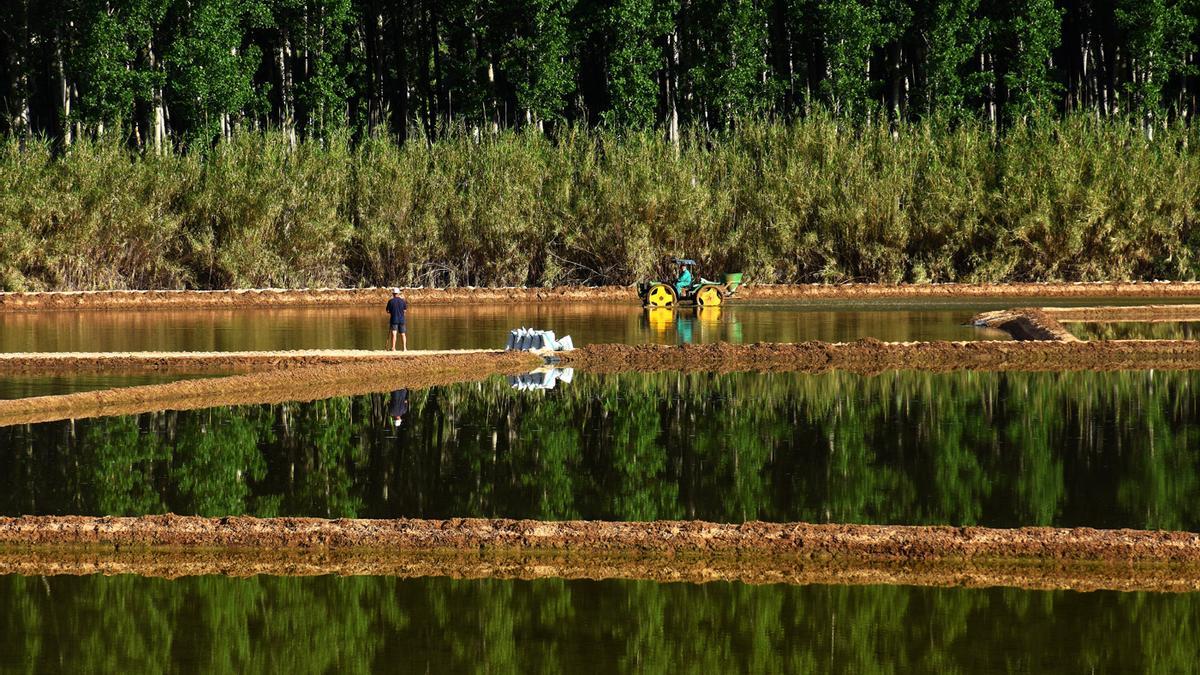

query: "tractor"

left=637, top=258, right=743, bottom=308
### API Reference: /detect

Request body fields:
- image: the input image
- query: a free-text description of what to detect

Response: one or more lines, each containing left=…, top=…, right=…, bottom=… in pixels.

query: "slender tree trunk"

left=7, top=0, right=31, bottom=140
left=279, top=30, right=297, bottom=147
left=56, top=23, right=72, bottom=146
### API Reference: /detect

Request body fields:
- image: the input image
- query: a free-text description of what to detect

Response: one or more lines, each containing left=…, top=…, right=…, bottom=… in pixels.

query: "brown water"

left=0, top=374, right=207, bottom=400
left=0, top=301, right=1019, bottom=354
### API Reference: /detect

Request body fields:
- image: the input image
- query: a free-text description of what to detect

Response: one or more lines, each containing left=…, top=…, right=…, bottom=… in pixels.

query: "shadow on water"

left=0, top=573, right=1196, bottom=673
left=1, top=370, right=1199, bottom=529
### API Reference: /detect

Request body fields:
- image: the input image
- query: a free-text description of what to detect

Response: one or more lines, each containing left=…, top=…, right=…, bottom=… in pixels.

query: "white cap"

left=391, top=287, right=401, bottom=295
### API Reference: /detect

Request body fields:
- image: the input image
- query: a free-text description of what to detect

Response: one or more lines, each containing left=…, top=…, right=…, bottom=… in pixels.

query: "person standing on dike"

left=387, top=288, right=408, bottom=351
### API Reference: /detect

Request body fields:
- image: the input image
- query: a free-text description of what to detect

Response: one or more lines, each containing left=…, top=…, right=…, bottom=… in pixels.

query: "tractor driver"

left=675, top=263, right=693, bottom=298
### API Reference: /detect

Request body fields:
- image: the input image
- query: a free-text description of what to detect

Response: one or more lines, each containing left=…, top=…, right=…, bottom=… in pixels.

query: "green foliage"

left=602, top=0, right=677, bottom=128
left=992, top=0, right=1063, bottom=118
left=164, top=0, right=266, bottom=142
left=2, top=117, right=1200, bottom=290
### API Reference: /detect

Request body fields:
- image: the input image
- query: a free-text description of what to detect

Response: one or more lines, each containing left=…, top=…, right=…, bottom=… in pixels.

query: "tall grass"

left=2, top=116, right=1199, bottom=291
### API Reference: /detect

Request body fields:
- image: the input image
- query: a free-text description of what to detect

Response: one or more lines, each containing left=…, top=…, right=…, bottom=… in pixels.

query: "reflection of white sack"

left=508, top=367, right=574, bottom=390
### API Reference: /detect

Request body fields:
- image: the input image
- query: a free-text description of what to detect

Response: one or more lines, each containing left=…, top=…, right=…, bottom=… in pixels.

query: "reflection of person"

left=675, top=264, right=692, bottom=297
left=389, top=389, right=410, bottom=427
left=386, top=288, right=408, bottom=351
left=676, top=314, right=694, bottom=344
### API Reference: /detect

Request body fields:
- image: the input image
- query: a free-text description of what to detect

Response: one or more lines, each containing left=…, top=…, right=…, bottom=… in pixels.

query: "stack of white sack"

left=504, top=328, right=575, bottom=352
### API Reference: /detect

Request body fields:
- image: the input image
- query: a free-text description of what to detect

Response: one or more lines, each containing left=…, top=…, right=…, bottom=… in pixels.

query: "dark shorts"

left=390, top=322, right=406, bottom=334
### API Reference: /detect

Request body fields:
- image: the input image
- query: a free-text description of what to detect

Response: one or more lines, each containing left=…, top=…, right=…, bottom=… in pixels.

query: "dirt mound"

left=0, top=287, right=636, bottom=311
left=972, top=308, right=1077, bottom=341
left=0, top=548, right=1195, bottom=594
left=1044, top=304, right=1200, bottom=322
left=1, top=515, right=1198, bottom=564
left=558, top=340, right=1200, bottom=374
left=7, top=282, right=1200, bottom=312
left=0, top=348, right=504, bottom=375
left=0, top=351, right=540, bottom=427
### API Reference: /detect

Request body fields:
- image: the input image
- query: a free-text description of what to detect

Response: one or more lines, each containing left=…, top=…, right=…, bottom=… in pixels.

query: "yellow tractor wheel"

left=697, top=286, right=723, bottom=307
left=647, top=284, right=676, bottom=307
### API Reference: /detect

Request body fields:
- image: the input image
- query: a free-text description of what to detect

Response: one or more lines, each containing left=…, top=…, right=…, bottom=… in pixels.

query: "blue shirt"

left=387, top=297, right=407, bottom=324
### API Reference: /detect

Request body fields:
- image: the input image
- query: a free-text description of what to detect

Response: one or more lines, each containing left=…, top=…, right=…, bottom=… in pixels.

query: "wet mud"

left=0, top=548, right=1196, bottom=594
left=0, top=348, right=505, bottom=375
left=0, top=352, right=539, bottom=427
left=1, top=515, right=1198, bottom=564
left=1044, top=304, right=1200, bottom=322
left=7, top=282, right=1200, bottom=312
left=557, top=340, right=1200, bottom=374
left=971, top=308, right=1078, bottom=341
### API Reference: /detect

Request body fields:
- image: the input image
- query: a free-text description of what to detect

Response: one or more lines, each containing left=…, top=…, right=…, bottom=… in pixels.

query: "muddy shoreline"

left=1, top=515, right=1198, bottom=564
left=557, top=340, right=1200, bottom=374
left=971, top=308, right=1077, bottom=341
left=0, top=348, right=506, bottom=375
left=7, top=282, right=1200, bottom=311
left=1, top=548, right=1196, bottom=594
left=0, top=352, right=539, bottom=427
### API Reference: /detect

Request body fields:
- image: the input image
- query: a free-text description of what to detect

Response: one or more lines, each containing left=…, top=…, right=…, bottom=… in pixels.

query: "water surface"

left=1065, top=321, right=1200, bottom=340
left=0, top=574, right=1194, bottom=674
left=0, top=374, right=202, bottom=400
left=0, top=301, right=1022, bottom=353
left=4, top=370, right=1198, bottom=530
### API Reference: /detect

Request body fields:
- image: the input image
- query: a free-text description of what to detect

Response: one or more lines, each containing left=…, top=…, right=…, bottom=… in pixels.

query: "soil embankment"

left=1, top=515, right=1199, bottom=564
left=0, top=351, right=539, bottom=427
left=1043, top=304, right=1200, bottom=323
left=7, top=282, right=1200, bottom=312
left=557, top=340, right=1200, bottom=374
left=971, top=308, right=1077, bottom=341
left=0, top=548, right=1196, bottom=594
left=0, top=348, right=504, bottom=375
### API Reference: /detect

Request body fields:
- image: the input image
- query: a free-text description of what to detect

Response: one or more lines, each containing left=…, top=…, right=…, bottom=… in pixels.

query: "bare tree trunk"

left=7, top=0, right=31, bottom=140
left=279, top=30, right=297, bottom=147
left=56, top=24, right=72, bottom=146
left=666, top=25, right=680, bottom=146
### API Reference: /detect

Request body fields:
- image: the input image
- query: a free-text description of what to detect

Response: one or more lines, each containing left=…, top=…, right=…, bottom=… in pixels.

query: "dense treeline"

left=3, top=118, right=1200, bottom=291
left=2, top=0, right=1200, bottom=145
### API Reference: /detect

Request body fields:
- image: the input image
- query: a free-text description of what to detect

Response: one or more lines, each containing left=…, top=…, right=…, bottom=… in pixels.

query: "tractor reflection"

left=642, top=307, right=742, bottom=344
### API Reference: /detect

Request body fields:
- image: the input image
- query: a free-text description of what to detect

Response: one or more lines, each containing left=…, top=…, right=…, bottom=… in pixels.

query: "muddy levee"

left=7, top=282, right=1200, bottom=312
left=1041, top=304, right=1200, bottom=322
left=2, top=515, right=1200, bottom=565
left=0, top=351, right=540, bottom=427
left=2, top=548, right=1198, bottom=595
left=557, top=340, right=1200, bottom=374
left=0, top=349, right=514, bottom=375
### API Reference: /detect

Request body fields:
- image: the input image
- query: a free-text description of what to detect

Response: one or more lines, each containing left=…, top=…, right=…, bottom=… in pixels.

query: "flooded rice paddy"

left=3, top=574, right=1197, bottom=673
left=1065, top=320, right=1200, bottom=340
left=0, top=301, right=1025, bottom=354
left=3, top=370, right=1198, bottom=531
left=3, top=297, right=1198, bottom=670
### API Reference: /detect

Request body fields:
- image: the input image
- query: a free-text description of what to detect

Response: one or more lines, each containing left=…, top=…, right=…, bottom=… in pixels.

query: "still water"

left=4, top=369, right=1198, bottom=530
left=0, top=374, right=203, bottom=400
left=0, top=574, right=1195, bottom=673
left=0, top=302, right=1018, bottom=353
left=1065, top=321, right=1200, bottom=340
